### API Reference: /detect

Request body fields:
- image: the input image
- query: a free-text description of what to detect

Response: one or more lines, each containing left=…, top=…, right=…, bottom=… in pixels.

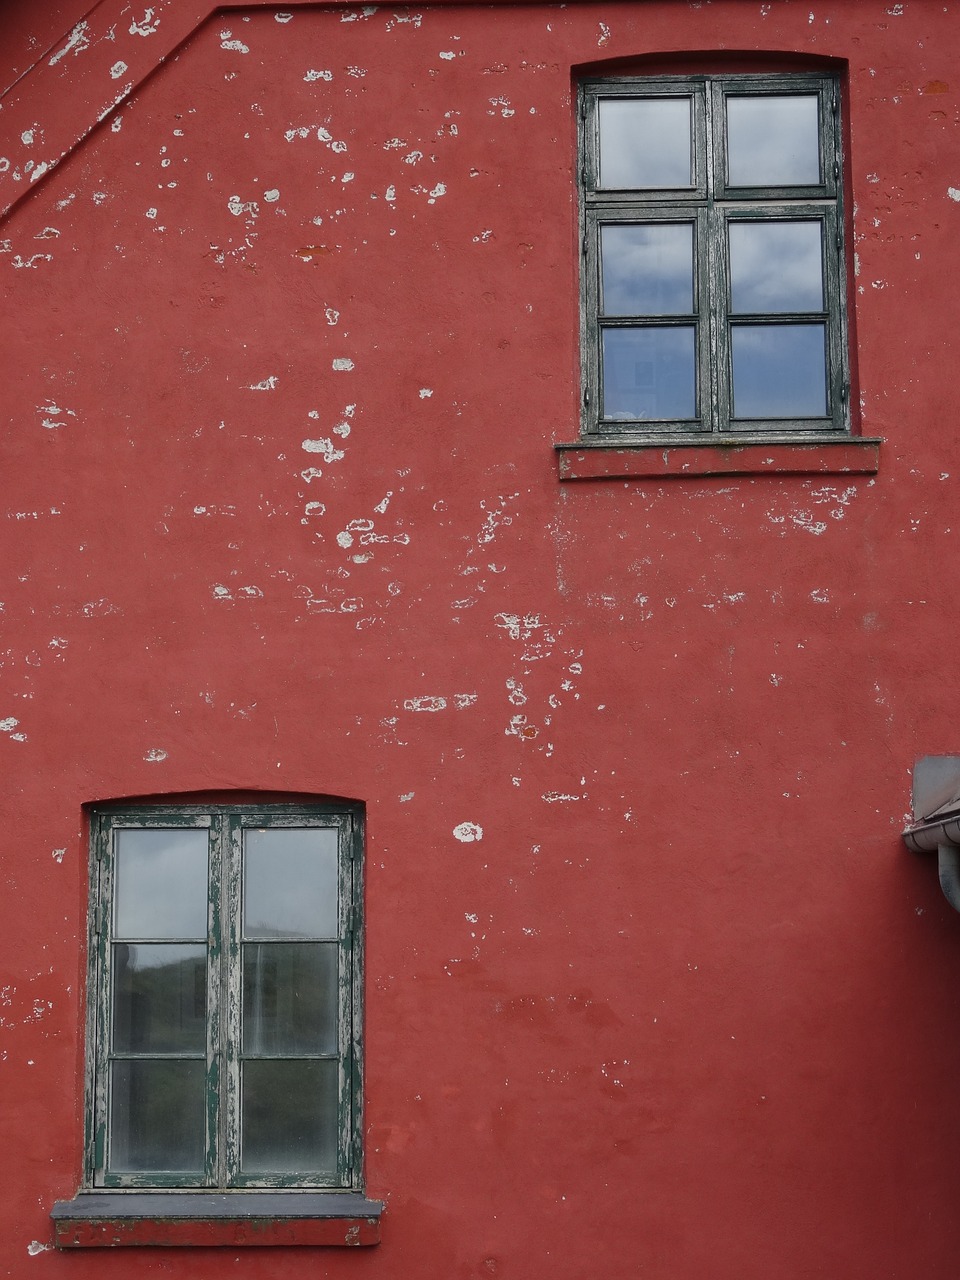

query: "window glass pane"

left=731, top=324, right=827, bottom=418
left=729, top=221, right=824, bottom=313
left=598, top=97, right=693, bottom=189
left=726, top=94, right=820, bottom=187
left=114, top=829, right=208, bottom=940
left=243, top=942, right=338, bottom=1056
left=112, top=943, right=206, bottom=1054
left=602, top=326, right=696, bottom=420
left=241, top=1059, right=339, bottom=1173
left=601, top=224, right=693, bottom=316
left=243, top=828, right=338, bottom=940
left=110, top=1060, right=205, bottom=1172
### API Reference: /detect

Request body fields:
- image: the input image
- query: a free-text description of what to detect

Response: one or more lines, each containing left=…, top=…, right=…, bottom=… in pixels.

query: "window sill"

left=50, top=1192, right=383, bottom=1249
left=555, top=436, right=881, bottom=481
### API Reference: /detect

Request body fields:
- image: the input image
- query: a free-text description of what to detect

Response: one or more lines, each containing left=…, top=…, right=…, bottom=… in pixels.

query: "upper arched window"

left=579, top=71, right=850, bottom=440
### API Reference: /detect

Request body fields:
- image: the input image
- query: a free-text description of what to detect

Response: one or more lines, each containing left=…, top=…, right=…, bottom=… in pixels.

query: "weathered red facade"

left=3, top=0, right=960, bottom=1274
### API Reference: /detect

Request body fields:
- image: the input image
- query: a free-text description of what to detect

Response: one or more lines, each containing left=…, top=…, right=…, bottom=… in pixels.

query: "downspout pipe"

left=902, top=815, right=960, bottom=913
left=939, top=845, right=960, bottom=914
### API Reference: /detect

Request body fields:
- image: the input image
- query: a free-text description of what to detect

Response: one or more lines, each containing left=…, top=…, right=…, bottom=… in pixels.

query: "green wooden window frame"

left=85, top=803, right=363, bottom=1191
left=579, top=73, right=850, bottom=438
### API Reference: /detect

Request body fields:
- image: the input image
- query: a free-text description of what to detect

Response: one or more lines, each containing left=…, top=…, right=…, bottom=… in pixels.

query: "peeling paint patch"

left=144, top=748, right=168, bottom=762
left=220, top=30, right=250, bottom=53
left=51, top=848, right=66, bottom=863
left=305, top=69, right=333, bottom=81
left=302, top=438, right=345, bottom=462
left=12, top=254, right=52, bottom=269
left=49, top=22, right=90, bottom=66
left=264, top=189, right=280, bottom=203
left=37, top=402, right=76, bottom=429
left=404, top=696, right=447, bottom=712
left=332, top=358, right=355, bottom=371
left=110, top=61, right=128, bottom=79
left=246, top=376, right=278, bottom=391
left=453, top=822, right=483, bottom=843
left=227, top=194, right=258, bottom=218
left=27, top=1241, right=52, bottom=1256
left=948, top=187, right=960, bottom=202
left=541, top=791, right=582, bottom=803
left=419, top=388, right=433, bottom=399
left=129, top=9, right=160, bottom=36
left=0, top=716, right=26, bottom=743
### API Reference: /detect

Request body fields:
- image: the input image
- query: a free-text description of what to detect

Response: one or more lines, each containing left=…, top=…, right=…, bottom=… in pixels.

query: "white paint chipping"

left=264, top=188, right=280, bottom=202
left=220, top=30, right=250, bottom=53
left=302, top=438, right=344, bottom=462
left=305, top=69, right=333, bottom=81
left=227, top=194, right=258, bottom=218
left=405, top=696, right=447, bottom=712
left=27, top=1241, right=52, bottom=1256
left=52, top=848, right=66, bottom=863
left=110, top=61, right=128, bottom=79
left=246, top=376, right=278, bottom=391
left=419, top=388, right=433, bottom=398
left=49, top=22, right=90, bottom=66
left=144, top=748, right=168, bottom=762
left=130, top=9, right=160, bottom=36
left=948, top=187, right=960, bottom=202
left=332, top=357, right=354, bottom=371
left=453, top=822, right=483, bottom=842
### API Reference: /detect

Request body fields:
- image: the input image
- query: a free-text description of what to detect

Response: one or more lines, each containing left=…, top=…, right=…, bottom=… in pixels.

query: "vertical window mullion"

left=90, top=816, right=112, bottom=1186
left=207, top=815, right=225, bottom=1187
left=223, top=814, right=243, bottom=1185
left=824, top=204, right=846, bottom=424
left=583, top=207, right=601, bottom=435
left=713, top=206, right=734, bottom=432
left=338, top=815, right=354, bottom=1185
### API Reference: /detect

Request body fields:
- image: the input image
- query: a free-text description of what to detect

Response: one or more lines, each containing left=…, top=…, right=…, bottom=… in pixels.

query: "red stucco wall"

left=3, top=0, right=960, bottom=1275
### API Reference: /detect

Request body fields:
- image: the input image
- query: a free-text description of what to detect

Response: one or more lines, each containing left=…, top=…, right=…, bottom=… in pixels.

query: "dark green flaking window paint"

left=85, top=803, right=363, bottom=1191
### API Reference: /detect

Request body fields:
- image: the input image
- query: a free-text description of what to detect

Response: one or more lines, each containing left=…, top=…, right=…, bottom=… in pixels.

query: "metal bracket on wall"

left=902, top=756, right=960, bottom=912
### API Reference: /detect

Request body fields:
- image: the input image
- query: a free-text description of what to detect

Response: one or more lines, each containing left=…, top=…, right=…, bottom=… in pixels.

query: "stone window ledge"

left=555, top=436, right=881, bottom=481
left=50, top=1192, right=383, bottom=1248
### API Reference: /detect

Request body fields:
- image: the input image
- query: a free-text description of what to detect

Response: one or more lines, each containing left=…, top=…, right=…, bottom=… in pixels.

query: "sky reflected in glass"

left=602, top=223, right=693, bottom=316
left=602, top=327, right=696, bottom=420
left=114, top=829, right=208, bottom=940
left=726, top=95, right=820, bottom=187
left=244, top=828, right=338, bottom=940
left=731, top=324, right=826, bottom=418
left=599, top=97, right=693, bottom=189
left=729, top=221, right=823, bottom=313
